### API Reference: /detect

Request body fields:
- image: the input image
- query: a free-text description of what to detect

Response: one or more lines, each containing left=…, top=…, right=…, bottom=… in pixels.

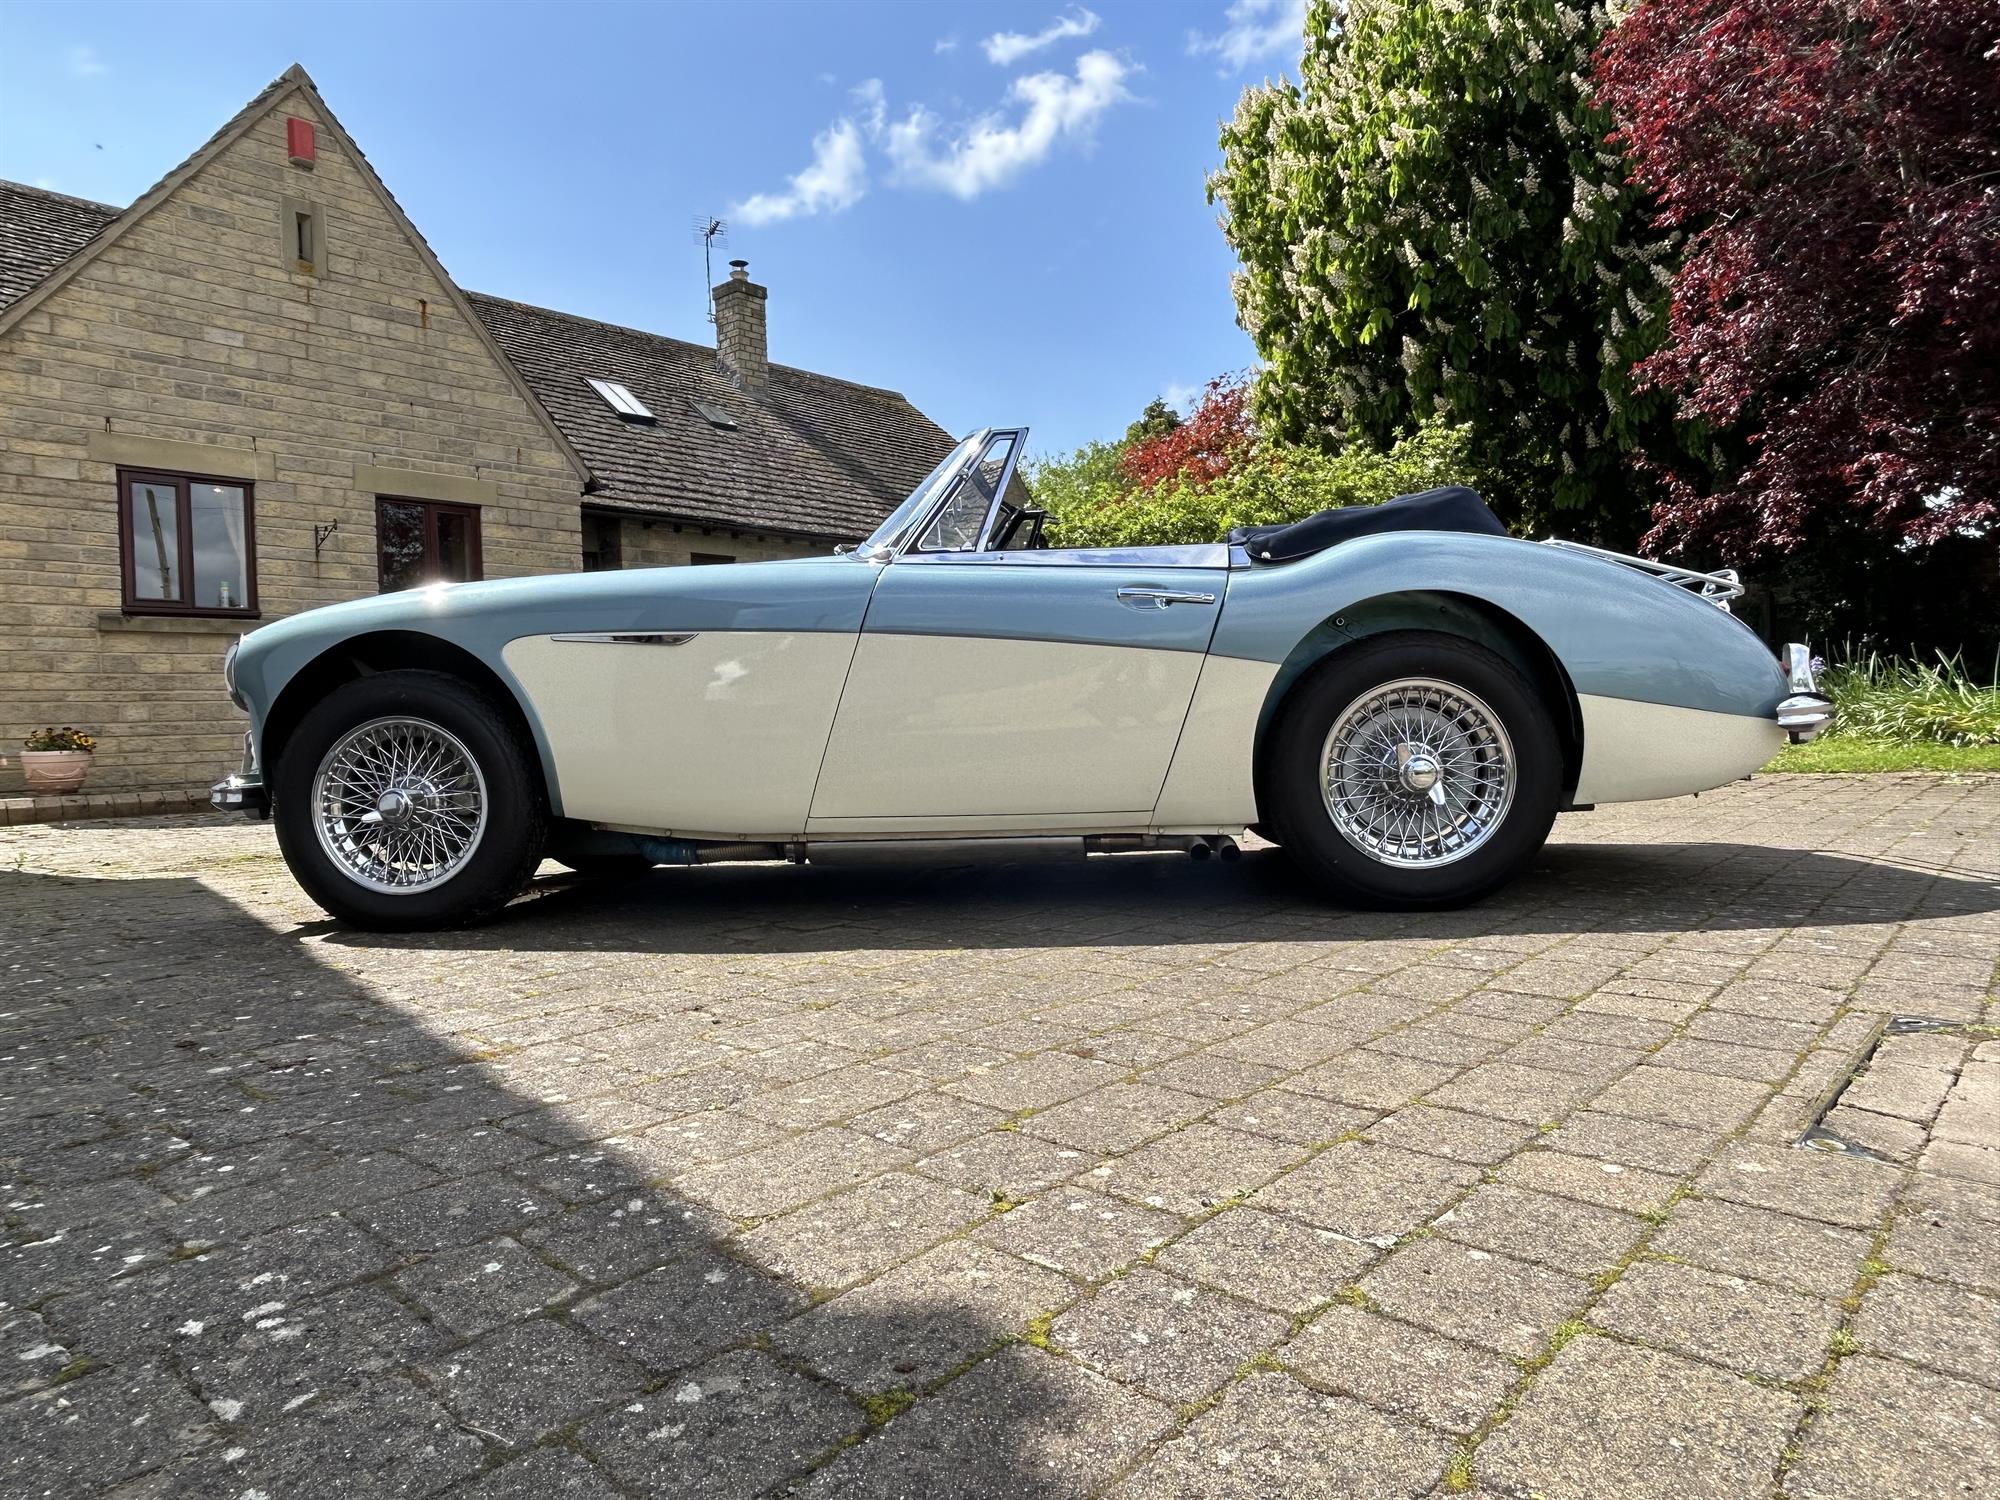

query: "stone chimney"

left=712, top=259, right=769, bottom=395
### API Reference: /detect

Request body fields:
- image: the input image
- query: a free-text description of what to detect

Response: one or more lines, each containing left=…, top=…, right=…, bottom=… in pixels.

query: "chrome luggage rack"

left=1543, top=539, right=1745, bottom=610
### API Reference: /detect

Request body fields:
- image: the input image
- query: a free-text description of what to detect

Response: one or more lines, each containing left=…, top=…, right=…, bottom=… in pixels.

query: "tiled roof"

left=467, top=293, right=956, bottom=541
left=0, top=180, right=120, bottom=313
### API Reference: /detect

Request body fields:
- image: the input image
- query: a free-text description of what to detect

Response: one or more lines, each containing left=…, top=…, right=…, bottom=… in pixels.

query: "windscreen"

left=856, top=434, right=983, bottom=559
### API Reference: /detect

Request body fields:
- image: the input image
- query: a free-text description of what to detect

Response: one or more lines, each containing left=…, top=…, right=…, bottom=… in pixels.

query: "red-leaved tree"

left=1594, top=0, right=2000, bottom=568
left=1120, top=374, right=1256, bottom=489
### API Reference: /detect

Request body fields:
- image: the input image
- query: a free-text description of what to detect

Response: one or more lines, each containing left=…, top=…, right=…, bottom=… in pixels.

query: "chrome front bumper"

left=210, top=732, right=269, bottom=818
left=210, top=772, right=268, bottom=817
left=1776, top=643, right=1834, bottom=743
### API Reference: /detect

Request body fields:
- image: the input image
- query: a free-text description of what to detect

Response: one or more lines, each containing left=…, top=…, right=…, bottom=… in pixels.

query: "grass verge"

left=1764, top=739, right=2000, bottom=774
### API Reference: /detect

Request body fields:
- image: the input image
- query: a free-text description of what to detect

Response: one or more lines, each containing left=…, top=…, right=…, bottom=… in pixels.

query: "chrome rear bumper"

left=1776, top=644, right=1834, bottom=744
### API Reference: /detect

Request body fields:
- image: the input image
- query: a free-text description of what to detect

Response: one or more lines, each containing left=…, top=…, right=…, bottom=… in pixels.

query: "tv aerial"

left=692, top=216, right=729, bottom=322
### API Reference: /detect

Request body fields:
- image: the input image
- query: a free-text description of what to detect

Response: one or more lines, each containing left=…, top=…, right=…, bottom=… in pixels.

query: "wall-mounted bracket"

left=313, top=521, right=339, bottom=557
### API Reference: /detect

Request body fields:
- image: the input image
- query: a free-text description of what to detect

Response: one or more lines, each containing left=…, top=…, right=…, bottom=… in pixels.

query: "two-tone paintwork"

left=227, top=521, right=1788, bottom=838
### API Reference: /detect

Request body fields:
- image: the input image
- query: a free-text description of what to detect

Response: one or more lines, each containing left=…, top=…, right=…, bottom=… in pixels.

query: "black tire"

left=272, top=670, right=547, bottom=930
left=1265, top=631, right=1560, bottom=908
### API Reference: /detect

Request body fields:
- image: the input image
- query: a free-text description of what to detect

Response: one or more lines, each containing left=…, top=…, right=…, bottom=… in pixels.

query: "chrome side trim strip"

left=895, top=542, right=1231, bottom=569
left=548, top=632, right=698, bottom=646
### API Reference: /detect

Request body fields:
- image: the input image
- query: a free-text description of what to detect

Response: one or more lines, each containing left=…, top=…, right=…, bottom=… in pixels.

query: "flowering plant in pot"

left=20, top=727, right=97, bottom=794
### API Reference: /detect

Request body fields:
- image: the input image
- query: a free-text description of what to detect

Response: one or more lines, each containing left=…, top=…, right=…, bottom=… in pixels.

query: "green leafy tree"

left=1022, top=436, right=1132, bottom=519
left=1124, top=397, right=1183, bottom=446
left=1210, top=0, right=1679, bottom=539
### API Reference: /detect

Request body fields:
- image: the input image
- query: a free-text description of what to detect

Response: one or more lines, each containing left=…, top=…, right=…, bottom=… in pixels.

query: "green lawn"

left=1764, top=738, right=2000, bottom=773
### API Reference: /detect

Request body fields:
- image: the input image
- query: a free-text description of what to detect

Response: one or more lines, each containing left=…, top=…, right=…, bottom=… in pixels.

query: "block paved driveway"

left=3, top=773, right=1998, bottom=1500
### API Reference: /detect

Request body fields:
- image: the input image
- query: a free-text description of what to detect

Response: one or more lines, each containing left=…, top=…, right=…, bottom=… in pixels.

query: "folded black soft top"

left=1229, top=485, right=1506, bottom=563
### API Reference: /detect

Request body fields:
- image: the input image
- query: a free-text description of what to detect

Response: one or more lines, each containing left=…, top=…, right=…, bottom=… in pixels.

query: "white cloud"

left=934, top=37, right=959, bottom=55
left=1161, top=381, right=1200, bottom=413
left=885, top=50, right=1133, bottom=201
left=68, top=45, right=107, bottom=78
left=851, top=77, right=886, bottom=138
left=983, top=8, right=1100, bottom=67
left=1186, top=0, right=1307, bottom=72
left=730, top=117, right=869, bottom=226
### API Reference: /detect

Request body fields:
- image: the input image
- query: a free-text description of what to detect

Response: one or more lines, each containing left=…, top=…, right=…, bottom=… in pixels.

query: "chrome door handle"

left=1116, top=586, right=1217, bottom=609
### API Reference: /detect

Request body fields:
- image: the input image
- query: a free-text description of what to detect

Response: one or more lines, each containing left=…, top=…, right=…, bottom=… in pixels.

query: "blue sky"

left=0, top=0, right=1307, bottom=459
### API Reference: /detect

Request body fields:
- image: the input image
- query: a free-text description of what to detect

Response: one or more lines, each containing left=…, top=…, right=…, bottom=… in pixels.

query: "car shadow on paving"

left=312, top=843, right=2000, bottom=962
left=0, top=868, right=1125, bottom=1499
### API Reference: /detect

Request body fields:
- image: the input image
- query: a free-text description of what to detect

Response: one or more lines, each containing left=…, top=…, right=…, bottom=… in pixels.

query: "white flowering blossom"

left=1209, top=0, right=1675, bottom=519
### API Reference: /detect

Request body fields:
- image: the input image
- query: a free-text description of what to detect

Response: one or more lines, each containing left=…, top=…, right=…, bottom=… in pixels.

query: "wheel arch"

left=260, top=630, right=562, bottom=815
left=1250, top=591, right=1585, bottom=827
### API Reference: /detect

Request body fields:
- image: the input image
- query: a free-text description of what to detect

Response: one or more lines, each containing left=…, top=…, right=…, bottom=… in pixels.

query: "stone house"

left=0, top=65, right=953, bottom=802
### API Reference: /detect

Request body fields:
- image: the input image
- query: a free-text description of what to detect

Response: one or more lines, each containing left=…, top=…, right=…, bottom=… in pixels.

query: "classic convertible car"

left=213, top=428, right=1832, bottom=930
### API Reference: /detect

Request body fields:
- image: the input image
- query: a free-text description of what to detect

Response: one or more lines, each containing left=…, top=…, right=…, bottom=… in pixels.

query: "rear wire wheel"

left=1267, top=632, right=1560, bottom=907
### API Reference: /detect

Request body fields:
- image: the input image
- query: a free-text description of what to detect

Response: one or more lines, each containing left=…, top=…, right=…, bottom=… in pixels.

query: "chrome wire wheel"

left=311, top=716, right=488, bottom=893
left=1320, top=677, right=1517, bottom=869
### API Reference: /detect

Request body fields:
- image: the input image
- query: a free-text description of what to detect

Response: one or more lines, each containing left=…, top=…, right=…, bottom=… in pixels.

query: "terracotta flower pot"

left=21, top=749, right=93, bottom=795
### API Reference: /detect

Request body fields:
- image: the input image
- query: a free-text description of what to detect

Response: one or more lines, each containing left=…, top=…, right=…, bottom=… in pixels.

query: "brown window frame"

left=117, top=467, right=259, bottom=618
left=375, top=496, right=484, bottom=592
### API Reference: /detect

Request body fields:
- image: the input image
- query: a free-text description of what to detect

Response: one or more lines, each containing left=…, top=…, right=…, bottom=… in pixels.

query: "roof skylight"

left=689, top=398, right=738, bottom=430
left=587, top=377, right=655, bottom=422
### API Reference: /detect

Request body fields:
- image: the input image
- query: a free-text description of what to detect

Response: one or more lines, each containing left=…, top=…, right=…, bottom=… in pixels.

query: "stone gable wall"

left=0, top=90, right=582, bottom=794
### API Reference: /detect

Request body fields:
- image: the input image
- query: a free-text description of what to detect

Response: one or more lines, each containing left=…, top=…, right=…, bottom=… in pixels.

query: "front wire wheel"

left=312, top=717, right=489, bottom=893
left=273, top=669, right=546, bottom=930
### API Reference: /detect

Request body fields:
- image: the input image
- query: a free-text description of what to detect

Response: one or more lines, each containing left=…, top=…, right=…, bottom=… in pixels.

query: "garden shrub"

left=1044, top=421, right=1477, bottom=550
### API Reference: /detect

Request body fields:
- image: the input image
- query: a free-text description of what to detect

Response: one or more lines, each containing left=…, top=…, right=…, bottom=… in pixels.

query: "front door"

left=500, top=558, right=880, bottom=838
left=809, top=553, right=1226, bottom=826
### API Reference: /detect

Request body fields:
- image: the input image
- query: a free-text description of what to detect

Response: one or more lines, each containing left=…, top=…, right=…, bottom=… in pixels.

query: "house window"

left=118, top=469, right=257, bottom=616
left=689, top=551, right=736, bottom=565
left=581, top=513, right=623, bottom=572
left=377, top=497, right=482, bottom=592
